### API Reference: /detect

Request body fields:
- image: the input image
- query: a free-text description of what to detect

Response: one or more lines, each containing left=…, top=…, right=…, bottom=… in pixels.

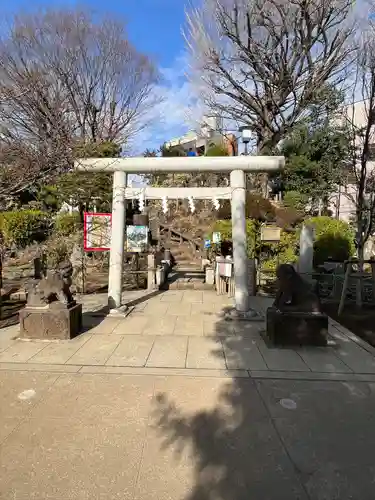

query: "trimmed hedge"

left=0, top=210, right=51, bottom=247
left=305, top=216, right=355, bottom=267
left=212, top=216, right=355, bottom=270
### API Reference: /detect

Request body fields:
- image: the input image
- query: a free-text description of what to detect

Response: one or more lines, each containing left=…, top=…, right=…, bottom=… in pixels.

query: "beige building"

left=165, top=116, right=238, bottom=156
left=328, top=100, right=375, bottom=223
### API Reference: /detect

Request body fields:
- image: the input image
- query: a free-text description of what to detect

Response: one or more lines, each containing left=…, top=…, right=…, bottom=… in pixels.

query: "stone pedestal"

left=266, top=307, right=328, bottom=347
left=19, top=303, right=83, bottom=340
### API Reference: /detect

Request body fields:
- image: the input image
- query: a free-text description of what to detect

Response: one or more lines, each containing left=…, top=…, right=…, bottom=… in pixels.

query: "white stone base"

left=108, top=305, right=131, bottom=317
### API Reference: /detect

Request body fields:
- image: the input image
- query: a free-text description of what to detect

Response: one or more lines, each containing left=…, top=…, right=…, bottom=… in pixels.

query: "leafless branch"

left=185, top=0, right=356, bottom=152
left=0, top=8, right=159, bottom=202
left=342, top=29, right=375, bottom=262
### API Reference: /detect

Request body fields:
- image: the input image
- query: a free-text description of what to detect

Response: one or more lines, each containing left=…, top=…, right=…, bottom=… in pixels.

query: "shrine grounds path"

left=1, top=290, right=375, bottom=499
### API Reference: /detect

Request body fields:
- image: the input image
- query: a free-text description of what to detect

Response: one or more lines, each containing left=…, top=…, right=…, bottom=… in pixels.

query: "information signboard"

left=126, top=225, right=148, bottom=252
left=84, top=213, right=111, bottom=251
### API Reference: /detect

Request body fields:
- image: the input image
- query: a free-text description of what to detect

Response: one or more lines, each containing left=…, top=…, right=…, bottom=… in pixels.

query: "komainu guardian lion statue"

left=26, top=260, right=74, bottom=307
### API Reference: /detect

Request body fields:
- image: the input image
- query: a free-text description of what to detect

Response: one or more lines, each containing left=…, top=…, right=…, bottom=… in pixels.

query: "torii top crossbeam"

left=75, top=155, right=284, bottom=173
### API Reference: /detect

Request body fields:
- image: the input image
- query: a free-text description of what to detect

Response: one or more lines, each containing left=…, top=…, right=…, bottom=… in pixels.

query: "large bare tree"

left=0, top=8, right=159, bottom=201
left=185, top=0, right=355, bottom=152
left=341, top=30, right=375, bottom=307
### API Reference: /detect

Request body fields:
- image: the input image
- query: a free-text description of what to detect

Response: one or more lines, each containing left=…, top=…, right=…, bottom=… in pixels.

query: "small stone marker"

left=298, top=224, right=314, bottom=277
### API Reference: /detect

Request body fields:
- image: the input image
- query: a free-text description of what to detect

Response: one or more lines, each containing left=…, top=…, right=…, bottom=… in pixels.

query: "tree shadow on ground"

left=150, top=297, right=375, bottom=500
left=150, top=296, right=309, bottom=499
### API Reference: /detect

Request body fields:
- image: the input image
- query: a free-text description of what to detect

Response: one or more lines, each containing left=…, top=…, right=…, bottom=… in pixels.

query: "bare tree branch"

left=341, top=27, right=375, bottom=287
left=0, top=8, right=160, bottom=203
left=185, top=0, right=356, bottom=152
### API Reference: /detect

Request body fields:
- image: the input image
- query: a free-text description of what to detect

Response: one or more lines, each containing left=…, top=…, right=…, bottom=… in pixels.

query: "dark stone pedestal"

left=19, top=303, right=83, bottom=340
left=266, top=307, right=328, bottom=347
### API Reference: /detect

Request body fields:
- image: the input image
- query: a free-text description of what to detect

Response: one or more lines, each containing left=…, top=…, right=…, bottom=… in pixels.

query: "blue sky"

left=4, top=0, right=197, bottom=151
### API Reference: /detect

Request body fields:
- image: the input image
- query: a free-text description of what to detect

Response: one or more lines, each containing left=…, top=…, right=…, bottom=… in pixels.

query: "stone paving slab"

left=166, top=302, right=192, bottom=315
left=0, top=340, right=48, bottom=363
left=297, top=346, right=353, bottom=373
left=174, top=317, right=205, bottom=336
left=85, top=317, right=121, bottom=334
left=257, top=343, right=311, bottom=372
left=186, top=337, right=226, bottom=370
left=66, top=336, right=121, bottom=366
left=143, top=316, right=177, bottom=336
left=113, top=315, right=149, bottom=334
left=159, top=291, right=184, bottom=302
left=106, top=336, right=155, bottom=367
left=203, top=318, right=235, bottom=337
left=222, top=337, right=268, bottom=370
left=146, top=336, right=188, bottom=368
left=29, top=336, right=91, bottom=364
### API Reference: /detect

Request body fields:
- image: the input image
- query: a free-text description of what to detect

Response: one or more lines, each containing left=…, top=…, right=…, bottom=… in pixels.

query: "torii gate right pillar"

left=230, top=169, right=249, bottom=312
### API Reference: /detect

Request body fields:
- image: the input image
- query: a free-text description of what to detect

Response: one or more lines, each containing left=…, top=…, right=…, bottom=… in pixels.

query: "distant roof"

left=165, top=131, right=197, bottom=148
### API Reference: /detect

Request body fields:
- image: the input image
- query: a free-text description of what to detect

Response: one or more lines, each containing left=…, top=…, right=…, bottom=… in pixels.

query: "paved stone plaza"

left=2, top=290, right=375, bottom=499
left=1, top=290, right=375, bottom=379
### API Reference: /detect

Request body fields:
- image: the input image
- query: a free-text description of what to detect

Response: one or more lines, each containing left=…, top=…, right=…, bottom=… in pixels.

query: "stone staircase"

left=148, top=213, right=216, bottom=290
left=166, top=239, right=209, bottom=290
left=165, top=268, right=210, bottom=290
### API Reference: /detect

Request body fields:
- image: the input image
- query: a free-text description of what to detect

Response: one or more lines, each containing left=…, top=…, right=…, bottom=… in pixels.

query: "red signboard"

left=83, top=212, right=112, bottom=251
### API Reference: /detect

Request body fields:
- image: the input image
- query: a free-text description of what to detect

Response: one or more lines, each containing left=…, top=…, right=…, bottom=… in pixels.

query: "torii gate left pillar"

left=76, top=156, right=284, bottom=315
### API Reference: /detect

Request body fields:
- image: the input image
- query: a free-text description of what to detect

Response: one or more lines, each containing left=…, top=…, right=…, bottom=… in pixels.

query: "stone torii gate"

left=76, top=155, right=284, bottom=316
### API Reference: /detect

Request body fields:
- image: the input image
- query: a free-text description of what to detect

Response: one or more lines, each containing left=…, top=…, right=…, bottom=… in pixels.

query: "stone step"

left=173, top=267, right=204, bottom=273
left=166, top=270, right=213, bottom=290
left=167, top=280, right=213, bottom=290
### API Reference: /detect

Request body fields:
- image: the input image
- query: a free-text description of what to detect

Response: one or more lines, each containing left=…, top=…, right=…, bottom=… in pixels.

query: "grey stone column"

left=298, top=224, right=314, bottom=277
left=108, top=170, right=126, bottom=310
left=230, top=169, right=249, bottom=312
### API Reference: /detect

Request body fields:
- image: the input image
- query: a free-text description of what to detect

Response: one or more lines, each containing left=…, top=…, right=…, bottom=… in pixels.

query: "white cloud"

left=131, top=52, right=248, bottom=155
left=133, top=53, right=204, bottom=153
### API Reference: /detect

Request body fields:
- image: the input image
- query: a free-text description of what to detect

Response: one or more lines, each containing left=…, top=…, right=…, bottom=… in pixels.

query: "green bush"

left=283, top=191, right=308, bottom=212
left=212, top=219, right=258, bottom=257
left=205, top=144, right=229, bottom=156
left=54, top=212, right=82, bottom=236
left=212, top=216, right=353, bottom=271
left=305, top=216, right=355, bottom=267
left=260, top=230, right=299, bottom=271
left=0, top=210, right=51, bottom=247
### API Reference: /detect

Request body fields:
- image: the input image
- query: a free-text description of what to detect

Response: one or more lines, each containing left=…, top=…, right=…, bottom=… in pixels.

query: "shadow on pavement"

left=151, top=294, right=375, bottom=499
